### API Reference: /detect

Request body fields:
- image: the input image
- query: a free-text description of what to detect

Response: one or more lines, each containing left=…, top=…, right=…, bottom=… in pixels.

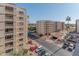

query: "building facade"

left=36, top=20, right=65, bottom=35
left=0, top=3, right=28, bottom=55
left=56, top=22, right=65, bottom=31
left=76, top=20, right=79, bottom=33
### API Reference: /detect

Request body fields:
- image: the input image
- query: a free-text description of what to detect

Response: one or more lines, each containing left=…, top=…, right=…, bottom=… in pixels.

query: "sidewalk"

left=27, top=38, right=43, bottom=56
left=26, top=38, right=38, bottom=56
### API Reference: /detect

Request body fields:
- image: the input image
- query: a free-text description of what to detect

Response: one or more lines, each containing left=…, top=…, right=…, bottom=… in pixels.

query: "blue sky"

left=16, top=3, right=79, bottom=24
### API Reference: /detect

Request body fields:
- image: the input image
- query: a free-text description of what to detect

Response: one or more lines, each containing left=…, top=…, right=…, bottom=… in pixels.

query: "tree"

left=66, top=16, right=71, bottom=32
left=10, top=49, right=28, bottom=56
left=28, top=24, right=36, bottom=33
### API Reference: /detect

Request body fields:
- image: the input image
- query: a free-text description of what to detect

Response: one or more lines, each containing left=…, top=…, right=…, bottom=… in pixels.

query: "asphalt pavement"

left=28, top=32, right=72, bottom=56
left=35, top=38, right=72, bottom=56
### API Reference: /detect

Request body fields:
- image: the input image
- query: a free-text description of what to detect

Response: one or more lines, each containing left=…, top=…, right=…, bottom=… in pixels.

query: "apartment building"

left=56, top=22, right=65, bottom=31
left=0, top=3, right=28, bottom=55
left=76, top=20, right=79, bottom=33
left=36, top=20, right=65, bottom=35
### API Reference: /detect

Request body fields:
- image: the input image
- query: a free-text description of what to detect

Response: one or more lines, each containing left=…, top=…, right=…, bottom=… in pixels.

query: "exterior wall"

left=36, top=21, right=45, bottom=35
left=0, top=6, right=5, bottom=55
left=0, top=3, right=28, bottom=55
left=14, top=7, right=28, bottom=52
left=76, top=20, right=79, bottom=33
left=36, top=20, right=65, bottom=35
left=45, top=21, right=56, bottom=34
left=57, top=22, right=65, bottom=31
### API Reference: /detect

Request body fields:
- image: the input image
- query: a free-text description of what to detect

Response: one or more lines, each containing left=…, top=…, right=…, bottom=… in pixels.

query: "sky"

left=16, top=3, right=79, bottom=24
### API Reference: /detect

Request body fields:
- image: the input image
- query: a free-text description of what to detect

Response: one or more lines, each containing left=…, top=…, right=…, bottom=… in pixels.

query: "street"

left=28, top=32, right=72, bottom=56
left=35, top=38, right=72, bottom=56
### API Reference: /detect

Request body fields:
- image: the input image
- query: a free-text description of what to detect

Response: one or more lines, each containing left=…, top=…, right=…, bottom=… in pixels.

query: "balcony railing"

left=5, top=10, right=14, bottom=15
left=5, top=45, right=13, bottom=50
left=5, top=32, right=14, bottom=36
left=5, top=6, right=14, bottom=15
left=5, top=19, right=14, bottom=21
left=5, top=39, right=13, bottom=43
left=5, top=26, right=13, bottom=29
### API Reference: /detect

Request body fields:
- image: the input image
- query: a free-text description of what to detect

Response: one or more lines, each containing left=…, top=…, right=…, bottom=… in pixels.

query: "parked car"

left=62, top=42, right=70, bottom=49
left=35, top=46, right=43, bottom=53
left=35, top=45, right=47, bottom=56
left=38, top=49, right=46, bottom=56
left=67, top=43, right=75, bottom=52
left=35, top=48, right=42, bottom=53
left=43, top=53, right=51, bottom=56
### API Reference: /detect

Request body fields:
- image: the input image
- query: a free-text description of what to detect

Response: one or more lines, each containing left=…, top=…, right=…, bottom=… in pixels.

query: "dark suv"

left=62, top=42, right=70, bottom=49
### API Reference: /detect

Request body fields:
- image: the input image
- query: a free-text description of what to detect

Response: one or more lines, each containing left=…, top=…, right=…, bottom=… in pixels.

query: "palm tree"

left=66, top=16, right=71, bottom=32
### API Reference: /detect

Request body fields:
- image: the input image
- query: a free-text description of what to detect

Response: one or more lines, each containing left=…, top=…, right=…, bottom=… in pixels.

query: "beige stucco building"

left=36, top=20, right=65, bottom=35
left=0, top=3, right=28, bottom=55
left=76, top=20, right=79, bottom=33
left=56, top=22, right=65, bottom=31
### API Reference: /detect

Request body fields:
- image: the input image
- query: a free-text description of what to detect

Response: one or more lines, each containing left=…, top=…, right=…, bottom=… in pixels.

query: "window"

left=19, top=22, right=24, bottom=26
left=19, top=17, right=23, bottom=20
left=19, top=33, right=23, bottom=36
left=19, top=28, right=23, bottom=31
left=5, top=28, right=13, bottom=33
left=5, top=6, right=14, bottom=12
left=5, top=21, right=13, bottom=26
left=5, top=15, right=13, bottom=19
left=19, top=38, right=23, bottom=41
left=6, top=49, right=13, bottom=53
left=19, top=11, right=24, bottom=15
left=5, top=42, right=13, bottom=46
left=19, top=44, right=23, bottom=46
left=5, top=35, right=13, bottom=39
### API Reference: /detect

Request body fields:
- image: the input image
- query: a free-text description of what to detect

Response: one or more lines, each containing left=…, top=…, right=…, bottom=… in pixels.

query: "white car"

left=68, top=43, right=74, bottom=51
left=38, top=45, right=43, bottom=49
left=35, top=45, right=43, bottom=53
left=44, top=53, right=51, bottom=56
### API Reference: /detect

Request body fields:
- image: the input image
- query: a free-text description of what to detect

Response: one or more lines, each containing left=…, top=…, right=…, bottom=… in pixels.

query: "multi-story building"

left=0, top=3, right=28, bottom=55
left=56, top=22, right=65, bottom=31
left=76, top=20, right=79, bottom=33
left=36, top=20, right=65, bottom=35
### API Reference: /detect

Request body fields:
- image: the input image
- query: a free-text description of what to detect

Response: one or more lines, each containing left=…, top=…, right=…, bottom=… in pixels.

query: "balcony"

left=5, top=32, right=14, bottom=36
left=5, top=39, right=13, bottom=43
left=5, top=15, right=14, bottom=22
left=5, top=21, right=14, bottom=30
left=19, top=11, right=24, bottom=15
left=5, top=6, right=14, bottom=15
left=5, top=28, right=13, bottom=34
left=5, top=11, right=14, bottom=15
left=5, top=34, right=13, bottom=39
left=5, top=46, right=13, bottom=52
left=5, top=46, right=13, bottom=53
left=19, top=17, right=24, bottom=21
left=19, top=38, right=23, bottom=41
left=5, top=35, right=13, bottom=43
left=5, top=26, right=13, bottom=29
left=5, top=42, right=13, bottom=50
left=5, top=19, right=14, bottom=21
left=5, top=22, right=13, bottom=26
left=5, top=48, right=13, bottom=53
left=5, top=24, right=13, bottom=27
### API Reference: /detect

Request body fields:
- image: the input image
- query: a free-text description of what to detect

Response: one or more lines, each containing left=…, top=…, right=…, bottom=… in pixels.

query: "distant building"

left=36, top=20, right=65, bottom=35
left=0, top=3, right=28, bottom=55
left=76, top=20, right=79, bottom=33
left=56, top=22, right=65, bottom=31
